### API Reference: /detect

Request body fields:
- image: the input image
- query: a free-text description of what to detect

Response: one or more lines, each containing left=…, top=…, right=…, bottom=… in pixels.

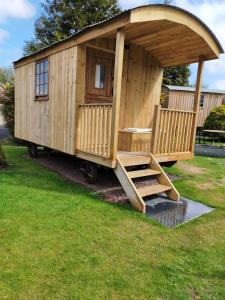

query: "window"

left=35, top=58, right=49, bottom=99
left=95, top=64, right=105, bottom=89
left=200, top=94, right=205, bottom=108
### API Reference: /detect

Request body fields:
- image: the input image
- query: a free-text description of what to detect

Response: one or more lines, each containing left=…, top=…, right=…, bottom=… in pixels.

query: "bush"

left=0, top=83, right=15, bottom=136
left=204, top=105, right=225, bottom=131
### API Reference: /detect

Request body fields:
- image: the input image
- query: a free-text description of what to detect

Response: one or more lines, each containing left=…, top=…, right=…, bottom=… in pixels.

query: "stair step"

left=128, top=169, right=161, bottom=179
left=119, top=156, right=150, bottom=167
left=138, top=184, right=172, bottom=197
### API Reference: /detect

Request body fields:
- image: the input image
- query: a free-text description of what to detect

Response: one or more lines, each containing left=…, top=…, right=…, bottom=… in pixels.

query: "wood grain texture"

left=118, top=131, right=152, bottom=152
left=110, top=29, right=125, bottom=161
left=15, top=46, right=77, bottom=155
left=114, top=157, right=146, bottom=213
left=78, top=104, right=112, bottom=157
left=120, top=45, right=163, bottom=130
left=151, top=106, right=196, bottom=155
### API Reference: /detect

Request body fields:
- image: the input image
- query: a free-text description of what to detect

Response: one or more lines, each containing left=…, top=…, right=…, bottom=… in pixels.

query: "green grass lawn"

left=0, top=145, right=225, bottom=300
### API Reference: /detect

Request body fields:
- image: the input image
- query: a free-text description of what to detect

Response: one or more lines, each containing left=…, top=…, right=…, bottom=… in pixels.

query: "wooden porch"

left=75, top=103, right=200, bottom=167
left=75, top=23, right=204, bottom=168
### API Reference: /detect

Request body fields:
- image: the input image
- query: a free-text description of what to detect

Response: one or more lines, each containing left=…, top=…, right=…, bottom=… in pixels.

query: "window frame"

left=35, top=57, right=49, bottom=101
left=200, top=93, right=205, bottom=109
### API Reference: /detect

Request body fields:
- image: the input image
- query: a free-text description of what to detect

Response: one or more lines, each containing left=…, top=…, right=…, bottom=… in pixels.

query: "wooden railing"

left=151, top=105, right=196, bottom=155
left=77, top=104, right=112, bottom=158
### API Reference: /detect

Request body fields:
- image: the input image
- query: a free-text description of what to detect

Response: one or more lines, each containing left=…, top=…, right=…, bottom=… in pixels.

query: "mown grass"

left=0, top=145, right=225, bottom=300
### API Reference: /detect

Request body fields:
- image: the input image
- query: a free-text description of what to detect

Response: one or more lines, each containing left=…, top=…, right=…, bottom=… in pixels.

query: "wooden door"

left=85, top=48, right=114, bottom=103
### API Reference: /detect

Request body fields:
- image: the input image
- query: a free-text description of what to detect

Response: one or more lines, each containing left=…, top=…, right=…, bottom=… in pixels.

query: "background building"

left=162, top=85, right=225, bottom=127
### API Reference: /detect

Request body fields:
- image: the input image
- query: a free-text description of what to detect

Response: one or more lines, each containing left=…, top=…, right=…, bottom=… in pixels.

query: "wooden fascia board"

left=130, top=7, right=221, bottom=58
left=14, top=14, right=130, bottom=69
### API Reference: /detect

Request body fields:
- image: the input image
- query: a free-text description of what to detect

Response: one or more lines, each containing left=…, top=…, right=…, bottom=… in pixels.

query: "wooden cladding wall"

left=78, top=104, right=112, bottom=157
left=120, top=45, right=163, bottom=130
left=15, top=62, right=49, bottom=146
left=15, top=46, right=78, bottom=154
left=167, top=90, right=225, bottom=127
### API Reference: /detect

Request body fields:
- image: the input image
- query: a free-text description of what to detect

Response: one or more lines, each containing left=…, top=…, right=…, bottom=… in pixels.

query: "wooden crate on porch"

left=118, top=130, right=152, bottom=152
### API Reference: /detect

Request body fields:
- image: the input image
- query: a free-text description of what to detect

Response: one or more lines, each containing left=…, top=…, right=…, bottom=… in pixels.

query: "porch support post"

left=110, top=28, right=125, bottom=161
left=75, top=44, right=86, bottom=153
left=190, top=59, right=204, bottom=152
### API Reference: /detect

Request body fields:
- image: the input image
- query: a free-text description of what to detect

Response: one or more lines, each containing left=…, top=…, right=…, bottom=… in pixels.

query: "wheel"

left=80, top=161, right=98, bottom=184
left=28, top=143, right=38, bottom=158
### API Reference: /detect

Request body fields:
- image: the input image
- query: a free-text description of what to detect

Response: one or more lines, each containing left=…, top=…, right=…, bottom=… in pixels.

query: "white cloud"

left=119, top=0, right=150, bottom=10
left=0, top=0, right=35, bottom=23
left=173, top=0, right=225, bottom=88
left=210, top=78, right=225, bottom=90
left=0, top=0, right=35, bottom=52
left=0, top=28, right=9, bottom=44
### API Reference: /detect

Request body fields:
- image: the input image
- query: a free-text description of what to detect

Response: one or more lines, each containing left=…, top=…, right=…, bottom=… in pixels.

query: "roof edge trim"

left=14, top=4, right=224, bottom=66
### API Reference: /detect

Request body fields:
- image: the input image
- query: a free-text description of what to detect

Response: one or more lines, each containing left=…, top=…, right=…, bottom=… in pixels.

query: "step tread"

left=128, top=169, right=161, bottom=179
left=119, top=156, right=150, bottom=166
left=138, top=184, right=172, bottom=197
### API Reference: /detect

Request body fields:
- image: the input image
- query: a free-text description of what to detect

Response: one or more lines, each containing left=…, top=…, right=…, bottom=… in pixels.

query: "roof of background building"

left=163, top=85, right=225, bottom=95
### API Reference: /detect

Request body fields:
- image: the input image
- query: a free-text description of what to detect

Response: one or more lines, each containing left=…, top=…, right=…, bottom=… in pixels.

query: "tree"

left=204, top=105, right=225, bottom=131
left=0, top=83, right=15, bottom=136
left=163, top=65, right=190, bottom=86
left=24, top=0, right=121, bottom=55
left=0, top=67, right=14, bottom=85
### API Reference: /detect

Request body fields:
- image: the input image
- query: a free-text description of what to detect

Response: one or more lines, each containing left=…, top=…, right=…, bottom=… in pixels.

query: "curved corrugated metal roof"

left=14, top=4, right=224, bottom=65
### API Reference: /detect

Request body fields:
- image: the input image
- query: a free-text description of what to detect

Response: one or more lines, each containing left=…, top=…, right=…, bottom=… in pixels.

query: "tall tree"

left=0, top=83, right=15, bottom=136
left=24, top=0, right=121, bottom=55
left=163, top=65, right=190, bottom=86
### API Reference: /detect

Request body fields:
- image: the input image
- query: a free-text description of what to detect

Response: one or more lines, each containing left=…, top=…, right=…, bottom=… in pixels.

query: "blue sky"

left=0, top=0, right=224, bottom=89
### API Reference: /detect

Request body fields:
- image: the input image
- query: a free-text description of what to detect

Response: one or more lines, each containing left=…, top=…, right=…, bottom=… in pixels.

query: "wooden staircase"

left=114, top=152, right=180, bottom=213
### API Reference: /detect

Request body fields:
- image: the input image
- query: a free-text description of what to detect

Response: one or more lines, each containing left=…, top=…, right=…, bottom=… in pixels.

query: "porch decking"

left=76, top=103, right=196, bottom=167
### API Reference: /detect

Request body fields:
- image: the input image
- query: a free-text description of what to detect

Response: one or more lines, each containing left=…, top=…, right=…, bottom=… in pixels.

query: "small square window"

left=35, top=58, right=49, bottom=99
left=95, top=64, right=105, bottom=89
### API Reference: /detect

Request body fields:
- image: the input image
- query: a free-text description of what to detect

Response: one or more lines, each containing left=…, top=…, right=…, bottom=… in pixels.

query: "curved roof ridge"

left=14, top=4, right=224, bottom=64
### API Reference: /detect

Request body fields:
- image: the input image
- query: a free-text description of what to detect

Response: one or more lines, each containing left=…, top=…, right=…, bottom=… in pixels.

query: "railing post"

left=110, top=28, right=125, bottom=161
left=76, top=106, right=82, bottom=151
left=190, top=59, right=204, bottom=152
left=151, top=105, right=161, bottom=154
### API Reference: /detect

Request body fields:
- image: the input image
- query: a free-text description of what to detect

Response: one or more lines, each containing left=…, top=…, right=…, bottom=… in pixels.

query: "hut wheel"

left=28, top=143, right=38, bottom=158
left=80, top=161, right=98, bottom=184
